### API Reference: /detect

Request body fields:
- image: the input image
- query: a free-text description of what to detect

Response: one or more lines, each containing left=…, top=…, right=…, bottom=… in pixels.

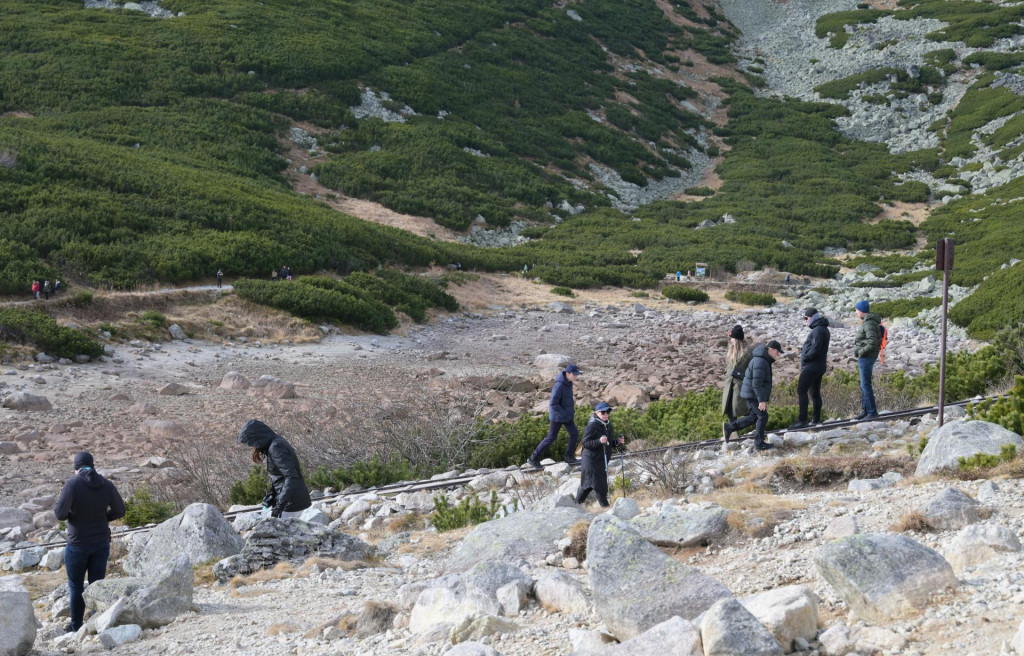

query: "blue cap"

left=595, top=402, right=611, bottom=413
left=565, top=364, right=581, bottom=374
left=855, top=300, right=870, bottom=313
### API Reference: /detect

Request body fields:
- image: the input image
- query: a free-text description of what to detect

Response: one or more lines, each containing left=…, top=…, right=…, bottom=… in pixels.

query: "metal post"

left=936, top=238, right=954, bottom=427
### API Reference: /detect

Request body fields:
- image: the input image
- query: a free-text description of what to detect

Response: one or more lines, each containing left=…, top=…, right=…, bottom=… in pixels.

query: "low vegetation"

left=430, top=491, right=504, bottom=532
left=724, top=290, right=776, bottom=306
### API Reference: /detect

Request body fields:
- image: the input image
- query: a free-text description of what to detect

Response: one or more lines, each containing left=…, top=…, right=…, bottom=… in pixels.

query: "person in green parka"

left=722, top=325, right=753, bottom=434
left=854, top=300, right=882, bottom=420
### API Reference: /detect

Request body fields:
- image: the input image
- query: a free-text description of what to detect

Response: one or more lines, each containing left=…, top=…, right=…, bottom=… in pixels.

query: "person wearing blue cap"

left=854, top=300, right=882, bottom=420
left=527, top=363, right=581, bottom=468
left=54, top=451, right=125, bottom=633
left=575, top=402, right=624, bottom=507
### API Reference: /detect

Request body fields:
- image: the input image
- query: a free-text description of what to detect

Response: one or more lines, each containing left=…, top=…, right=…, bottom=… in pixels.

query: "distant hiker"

left=785, top=273, right=791, bottom=284
left=722, top=324, right=753, bottom=426
left=43, top=280, right=51, bottom=300
left=723, top=340, right=783, bottom=451
left=575, top=402, right=623, bottom=507
left=527, top=363, right=581, bottom=468
left=54, top=451, right=126, bottom=633
left=54, top=279, right=61, bottom=295
left=271, top=269, right=278, bottom=282
left=676, top=270, right=682, bottom=282
left=790, top=308, right=830, bottom=429
left=31, top=280, right=39, bottom=299
left=854, top=300, right=882, bottom=420
left=216, top=269, right=224, bottom=288
left=237, top=419, right=311, bottom=518
left=522, top=264, right=529, bottom=275
left=455, top=262, right=462, bottom=271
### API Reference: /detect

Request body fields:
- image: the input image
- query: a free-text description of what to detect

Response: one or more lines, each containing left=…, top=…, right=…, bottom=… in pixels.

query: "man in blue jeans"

left=527, top=363, right=581, bottom=468
left=54, top=452, right=125, bottom=633
left=854, top=300, right=882, bottom=420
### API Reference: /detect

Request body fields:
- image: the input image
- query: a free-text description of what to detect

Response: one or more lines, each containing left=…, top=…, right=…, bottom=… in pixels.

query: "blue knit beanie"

left=855, top=300, right=870, bottom=313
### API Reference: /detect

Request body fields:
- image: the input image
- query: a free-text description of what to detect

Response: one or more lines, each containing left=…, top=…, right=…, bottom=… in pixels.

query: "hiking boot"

left=863, top=412, right=879, bottom=420
left=526, top=456, right=542, bottom=469
left=854, top=411, right=869, bottom=421
left=722, top=422, right=732, bottom=442
left=63, top=624, right=75, bottom=634
left=788, top=420, right=810, bottom=430
left=564, top=455, right=578, bottom=465
left=756, top=443, right=774, bottom=451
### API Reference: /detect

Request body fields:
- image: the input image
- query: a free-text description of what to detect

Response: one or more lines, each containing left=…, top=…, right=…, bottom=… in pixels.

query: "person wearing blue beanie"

left=854, top=301, right=882, bottom=420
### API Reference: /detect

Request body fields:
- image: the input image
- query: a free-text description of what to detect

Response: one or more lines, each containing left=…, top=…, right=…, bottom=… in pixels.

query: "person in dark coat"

left=791, top=308, right=830, bottom=429
left=527, top=364, right=581, bottom=468
left=575, top=402, right=623, bottom=507
left=237, top=419, right=311, bottom=517
left=722, top=324, right=753, bottom=426
left=723, top=340, right=783, bottom=451
left=53, top=451, right=126, bottom=633
left=853, top=300, right=882, bottom=420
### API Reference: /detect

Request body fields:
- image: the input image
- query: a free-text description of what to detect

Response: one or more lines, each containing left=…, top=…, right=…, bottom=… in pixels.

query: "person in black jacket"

left=237, top=419, right=312, bottom=518
left=527, top=363, right=581, bottom=468
left=723, top=340, right=783, bottom=451
left=575, top=402, right=623, bottom=507
left=53, top=451, right=126, bottom=633
left=791, top=308, right=830, bottom=429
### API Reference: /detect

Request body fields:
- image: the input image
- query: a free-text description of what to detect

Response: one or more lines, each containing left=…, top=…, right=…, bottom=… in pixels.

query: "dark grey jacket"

left=54, top=468, right=125, bottom=545
left=740, top=344, right=775, bottom=403
left=800, top=314, right=830, bottom=369
left=548, top=371, right=576, bottom=424
left=579, top=414, right=617, bottom=494
left=238, top=420, right=311, bottom=516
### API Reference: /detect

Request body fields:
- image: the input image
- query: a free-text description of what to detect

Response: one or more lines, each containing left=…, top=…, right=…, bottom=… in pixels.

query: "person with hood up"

left=722, top=324, right=753, bottom=425
left=790, top=308, right=830, bottom=429
left=527, top=363, right=581, bottom=468
left=854, top=300, right=882, bottom=420
left=237, top=419, right=311, bottom=518
left=575, top=402, right=623, bottom=507
left=723, top=340, right=783, bottom=451
left=54, top=451, right=126, bottom=633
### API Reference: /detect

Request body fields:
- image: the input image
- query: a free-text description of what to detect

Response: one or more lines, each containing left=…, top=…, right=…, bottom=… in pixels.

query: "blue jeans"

left=532, top=421, right=579, bottom=461
left=65, top=541, right=110, bottom=631
left=858, top=357, right=877, bottom=415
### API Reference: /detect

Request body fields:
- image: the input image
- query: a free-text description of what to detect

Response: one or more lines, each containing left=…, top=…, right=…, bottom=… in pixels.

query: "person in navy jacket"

left=527, top=364, right=581, bottom=468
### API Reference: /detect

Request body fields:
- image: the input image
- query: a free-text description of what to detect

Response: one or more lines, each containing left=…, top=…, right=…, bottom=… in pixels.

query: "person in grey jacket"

left=528, top=364, right=581, bottom=468
left=723, top=340, right=783, bottom=450
left=791, top=308, right=830, bottom=429
left=853, top=300, right=882, bottom=420
left=237, top=420, right=311, bottom=517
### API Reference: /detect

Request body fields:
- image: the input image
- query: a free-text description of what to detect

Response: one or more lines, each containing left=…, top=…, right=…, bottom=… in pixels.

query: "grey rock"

left=40, top=548, right=64, bottom=570
left=297, top=507, right=330, bottom=525
left=976, top=480, right=999, bottom=502
left=9, top=547, right=44, bottom=572
left=219, top=371, right=250, bottom=390
left=445, top=508, right=587, bottom=573
left=124, top=503, right=244, bottom=576
left=587, top=514, right=732, bottom=640
left=409, top=578, right=499, bottom=635
left=119, top=554, right=193, bottom=628
left=167, top=324, right=187, bottom=340
left=213, top=518, right=372, bottom=582
left=0, top=576, right=36, bottom=656
left=462, top=561, right=532, bottom=605
left=592, top=616, right=702, bottom=656
left=98, top=624, right=142, bottom=649
left=917, top=487, right=987, bottom=531
left=1014, top=619, right=1024, bottom=656
left=140, top=419, right=186, bottom=439
left=916, top=420, right=1024, bottom=476
left=822, top=515, right=859, bottom=540
left=0, top=508, right=33, bottom=533
left=534, top=570, right=589, bottom=615
left=818, top=623, right=907, bottom=656
left=250, top=375, right=297, bottom=399
left=847, top=478, right=893, bottom=492
left=157, top=382, right=188, bottom=396
left=84, top=577, right=147, bottom=613
left=449, top=614, right=518, bottom=645
left=739, top=585, right=818, bottom=652
left=813, top=533, right=958, bottom=623
left=2, top=392, right=52, bottom=411
left=943, top=523, right=1022, bottom=572
left=630, top=504, right=729, bottom=548
left=443, top=640, right=505, bottom=656
left=496, top=582, right=526, bottom=616
left=610, top=497, right=639, bottom=520
left=533, top=353, right=573, bottom=369
left=700, top=598, right=783, bottom=656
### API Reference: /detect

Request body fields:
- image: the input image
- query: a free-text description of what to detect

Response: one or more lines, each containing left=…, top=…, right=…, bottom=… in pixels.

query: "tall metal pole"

left=938, top=266, right=949, bottom=427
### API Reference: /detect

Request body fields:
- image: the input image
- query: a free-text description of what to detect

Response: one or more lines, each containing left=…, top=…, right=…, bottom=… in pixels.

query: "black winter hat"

left=804, top=307, right=818, bottom=318
left=766, top=339, right=784, bottom=352
left=729, top=325, right=744, bottom=340
left=74, top=451, right=94, bottom=470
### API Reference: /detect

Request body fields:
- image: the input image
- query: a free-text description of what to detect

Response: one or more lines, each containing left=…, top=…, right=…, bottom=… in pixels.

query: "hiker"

left=522, top=264, right=529, bottom=275
left=54, top=279, right=61, bottom=295
left=31, top=280, right=39, bottom=299
left=676, top=270, right=682, bottom=282
left=723, top=340, right=783, bottom=451
left=785, top=273, right=791, bottom=284
left=722, top=324, right=753, bottom=424
left=43, top=280, right=51, bottom=300
left=575, top=402, right=623, bottom=507
left=527, top=364, right=581, bottom=468
left=216, top=269, right=224, bottom=288
left=791, top=307, right=830, bottom=429
left=271, top=269, right=278, bottom=282
left=854, top=300, right=882, bottom=420
left=237, top=420, right=311, bottom=518
left=53, top=451, right=126, bottom=633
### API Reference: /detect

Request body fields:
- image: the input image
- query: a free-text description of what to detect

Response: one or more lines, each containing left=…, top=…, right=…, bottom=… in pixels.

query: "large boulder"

left=700, top=598, right=783, bottom=656
left=739, top=585, right=819, bottom=653
left=630, top=504, right=729, bottom=548
left=915, top=420, right=1024, bottom=476
left=591, top=616, right=702, bottom=656
left=250, top=375, right=297, bottom=399
left=533, top=354, right=572, bottom=369
left=587, top=514, right=732, bottom=641
left=534, top=570, right=589, bottom=615
left=943, top=523, right=1022, bottom=573
left=124, top=503, right=244, bottom=576
left=139, top=419, right=186, bottom=439
left=2, top=392, right=52, bottom=411
left=916, top=487, right=987, bottom=531
left=445, top=508, right=587, bottom=573
left=0, top=576, right=36, bottom=656
left=84, top=578, right=147, bottom=613
left=0, top=508, right=33, bottom=534
left=213, top=518, right=372, bottom=582
left=219, top=371, right=251, bottom=390
left=115, top=554, right=194, bottom=628
left=813, top=533, right=958, bottom=623
left=603, top=382, right=649, bottom=407
left=818, top=623, right=907, bottom=655
left=410, top=578, right=500, bottom=635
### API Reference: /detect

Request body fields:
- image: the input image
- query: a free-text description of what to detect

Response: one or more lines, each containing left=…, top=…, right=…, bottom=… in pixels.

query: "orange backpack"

left=879, top=322, right=888, bottom=364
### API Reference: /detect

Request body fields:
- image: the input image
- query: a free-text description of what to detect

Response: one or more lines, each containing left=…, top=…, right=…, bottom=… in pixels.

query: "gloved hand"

left=270, top=506, right=283, bottom=518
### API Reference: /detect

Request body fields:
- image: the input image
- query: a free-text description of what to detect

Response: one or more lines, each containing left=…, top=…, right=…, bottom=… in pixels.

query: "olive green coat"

left=855, top=312, right=883, bottom=359
left=722, top=347, right=753, bottom=419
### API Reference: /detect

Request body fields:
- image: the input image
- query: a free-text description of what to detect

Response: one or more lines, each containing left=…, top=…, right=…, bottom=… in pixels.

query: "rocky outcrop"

left=250, top=375, right=297, bottom=399
left=916, top=421, right=1024, bottom=476
left=445, top=508, right=587, bottom=573
left=591, top=616, right=702, bottom=656
left=943, top=523, right=1022, bottom=573
left=534, top=570, right=589, bottom=615
left=630, top=503, right=729, bottom=548
left=103, top=554, right=194, bottom=629
left=739, top=585, right=819, bottom=652
left=0, top=576, right=36, bottom=656
left=2, top=392, right=52, bottom=411
left=916, top=487, right=988, bottom=531
left=123, top=503, right=244, bottom=576
left=699, top=598, right=783, bottom=656
left=219, top=371, right=250, bottom=390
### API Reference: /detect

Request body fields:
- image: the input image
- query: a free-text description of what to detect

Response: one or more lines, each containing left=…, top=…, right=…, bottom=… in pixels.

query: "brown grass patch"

left=565, top=519, right=592, bottom=562
left=19, top=570, right=67, bottom=602
left=267, top=621, right=304, bottom=636
left=891, top=510, right=931, bottom=533
left=355, top=600, right=399, bottom=638
left=770, top=456, right=915, bottom=490
left=302, top=613, right=357, bottom=639
left=709, top=488, right=806, bottom=539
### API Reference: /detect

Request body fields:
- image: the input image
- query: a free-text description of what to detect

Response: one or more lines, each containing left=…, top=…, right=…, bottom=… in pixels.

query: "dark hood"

left=751, top=343, right=775, bottom=363
left=808, top=314, right=829, bottom=329
left=555, top=371, right=573, bottom=387
left=79, top=467, right=105, bottom=490
left=238, top=419, right=279, bottom=450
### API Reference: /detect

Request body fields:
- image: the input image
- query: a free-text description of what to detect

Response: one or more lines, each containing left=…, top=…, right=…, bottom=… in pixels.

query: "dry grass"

left=564, top=519, right=592, bottom=562
left=704, top=487, right=807, bottom=539
left=301, top=613, right=357, bottom=639
left=891, top=510, right=931, bottom=533
left=355, top=600, right=399, bottom=638
left=770, top=455, right=915, bottom=490
left=267, top=621, right=304, bottom=635
left=228, top=557, right=376, bottom=593
left=19, top=570, right=67, bottom=602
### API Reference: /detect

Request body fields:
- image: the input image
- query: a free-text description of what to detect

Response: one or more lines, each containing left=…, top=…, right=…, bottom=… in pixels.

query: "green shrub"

left=141, top=310, right=166, bottom=328
left=123, top=486, right=176, bottom=527
left=229, top=466, right=271, bottom=506
left=307, top=457, right=421, bottom=490
left=235, top=278, right=397, bottom=333
left=969, top=375, right=1024, bottom=435
left=684, top=186, right=715, bottom=196
left=662, top=285, right=709, bottom=302
left=870, top=297, right=942, bottom=318
left=551, top=286, right=575, bottom=297
left=957, top=443, right=1017, bottom=472
left=430, top=491, right=503, bottom=532
left=66, top=291, right=93, bottom=307
left=0, top=308, right=104, bottom=358
left=724, top=290, right=776, bottom=306
left=811, top=286, right=834, bottom=295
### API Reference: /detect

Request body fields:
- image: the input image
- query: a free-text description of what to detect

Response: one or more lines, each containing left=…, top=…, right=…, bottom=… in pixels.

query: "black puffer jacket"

left=800, top=314, right=831, bottom=369
left=238, top=419, right=312, bottom=516
left=579, top=414, right=617, bottom=494
left=740, top=344, right=775, bottom=403
left=54, top=468, right=125, bottom=545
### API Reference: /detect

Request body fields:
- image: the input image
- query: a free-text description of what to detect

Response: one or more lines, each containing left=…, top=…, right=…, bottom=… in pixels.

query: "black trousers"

left=729, top=403, right=769, bottom=447
left=797, top=365, right=825, bottom=422
left=575, top=485, right=610, bottom=507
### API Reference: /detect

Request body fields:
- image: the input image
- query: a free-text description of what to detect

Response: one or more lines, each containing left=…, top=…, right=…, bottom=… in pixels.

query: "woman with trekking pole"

left=575, top=402, right=624, bottom=507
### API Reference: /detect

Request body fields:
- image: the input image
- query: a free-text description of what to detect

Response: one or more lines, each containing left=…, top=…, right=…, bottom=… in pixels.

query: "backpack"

left=879, top=323, right=888, bottom=364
